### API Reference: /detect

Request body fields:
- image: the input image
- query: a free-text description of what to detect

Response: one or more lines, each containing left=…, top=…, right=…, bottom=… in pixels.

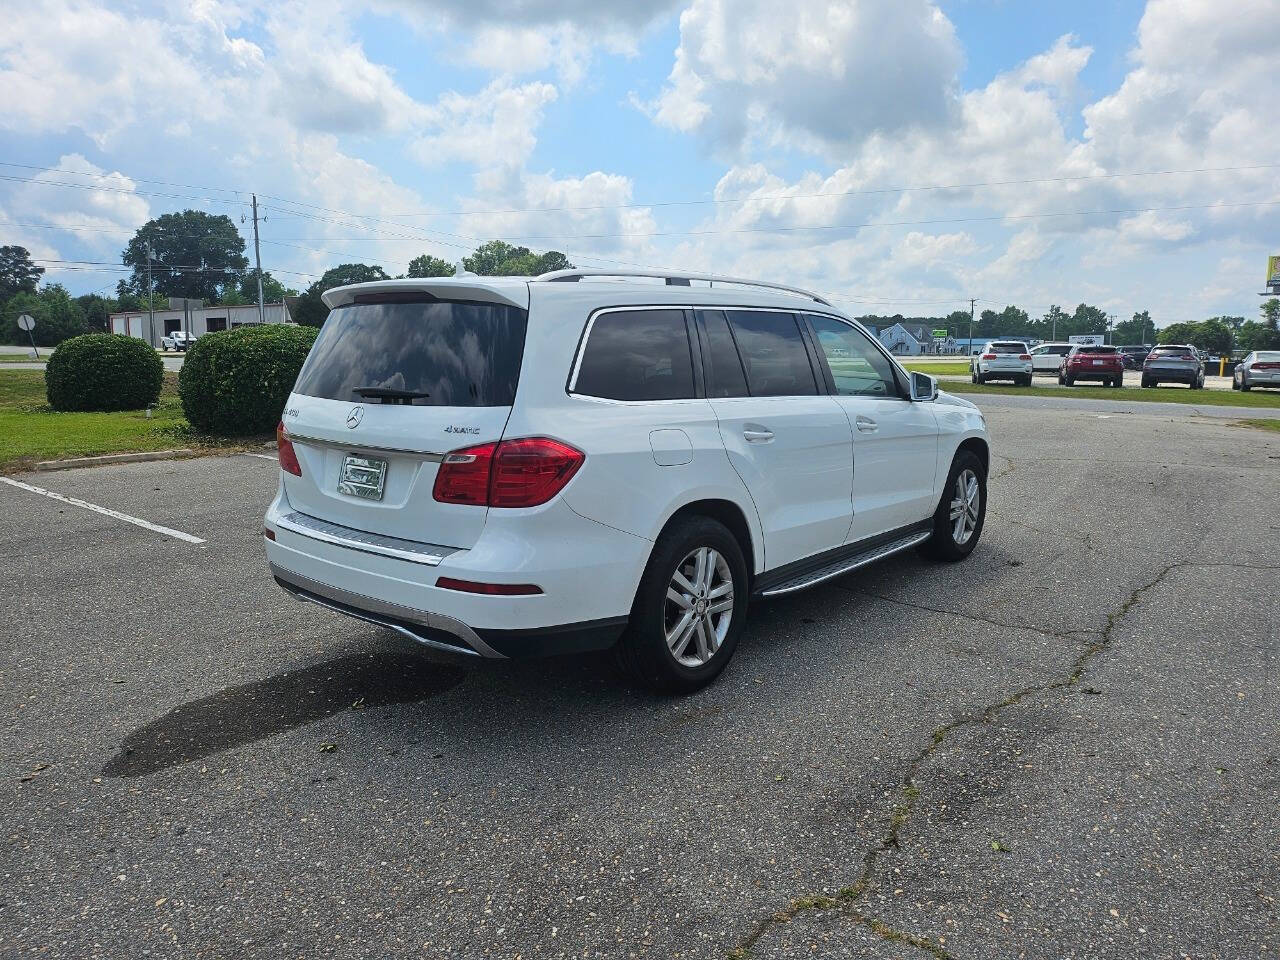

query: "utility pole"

left=968, top=298, right=976, bottom=354
left=251, top=193, right=265, bottom=324
left=145, top=242, right=155, bottom=346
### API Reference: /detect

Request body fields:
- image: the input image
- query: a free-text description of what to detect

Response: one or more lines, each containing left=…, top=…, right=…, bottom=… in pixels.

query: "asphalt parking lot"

left=2, top=403, right=1278, bottom=958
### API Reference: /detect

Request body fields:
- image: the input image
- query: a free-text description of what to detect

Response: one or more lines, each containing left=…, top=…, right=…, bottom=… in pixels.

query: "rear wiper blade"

left=352, top=386, right=431, bottom=403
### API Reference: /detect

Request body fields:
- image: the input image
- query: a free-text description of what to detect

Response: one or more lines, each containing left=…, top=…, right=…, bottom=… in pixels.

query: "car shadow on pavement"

left=102, top=646, right=468, bottom=777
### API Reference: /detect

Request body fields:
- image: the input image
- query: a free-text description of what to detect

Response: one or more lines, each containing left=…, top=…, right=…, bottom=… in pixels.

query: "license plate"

left=338, top=454, right=387, bottom=501
left=1092, top=360, right=1104, bottom=366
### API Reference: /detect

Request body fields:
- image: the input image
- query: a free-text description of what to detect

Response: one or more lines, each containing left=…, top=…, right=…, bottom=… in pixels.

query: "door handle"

left=743, top=425, right=774, bottom=443
left=855, top=415, right=878, bottom=433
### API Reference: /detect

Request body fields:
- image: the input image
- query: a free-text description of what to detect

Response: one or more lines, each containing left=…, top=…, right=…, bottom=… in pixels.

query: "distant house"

left=109, top=301, right=296, bottom=347
left=878, top=321, right=936, bottom=355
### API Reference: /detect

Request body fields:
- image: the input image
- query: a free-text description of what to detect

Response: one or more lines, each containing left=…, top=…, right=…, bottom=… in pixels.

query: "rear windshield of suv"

left=293, top=299, right=528, bottom=406
left=1077, top=345, right=1117, bottom=354
left=990, top=342, right=1027, bottom=354
left=1255, top=352, right=1280, bottom=361
left=1150, top=347, right=1194, bottom=357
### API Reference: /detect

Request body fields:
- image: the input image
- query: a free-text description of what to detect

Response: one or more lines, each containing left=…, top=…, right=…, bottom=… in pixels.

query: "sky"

left=0, top=0, right=1276, bottom=327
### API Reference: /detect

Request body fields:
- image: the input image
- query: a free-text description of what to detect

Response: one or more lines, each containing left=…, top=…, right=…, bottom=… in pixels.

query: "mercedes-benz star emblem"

left=346, top=405, right=364, bottom=429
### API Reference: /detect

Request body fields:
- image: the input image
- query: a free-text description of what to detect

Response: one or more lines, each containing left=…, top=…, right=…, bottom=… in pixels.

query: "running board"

left=756, top=530, right=932, bottom=597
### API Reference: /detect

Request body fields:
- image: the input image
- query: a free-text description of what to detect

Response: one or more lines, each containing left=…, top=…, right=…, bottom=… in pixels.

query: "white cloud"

left=647, top=0, right=962, bottom=155
left=412, top=81, right=559, bottom=172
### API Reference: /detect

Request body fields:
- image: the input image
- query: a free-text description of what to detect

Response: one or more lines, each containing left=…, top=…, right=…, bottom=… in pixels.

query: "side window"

left=724, top=310, right=818, bottom=397
left=573, top=309, right=695, bottom=401
left=697, top=309, right=748, bottom=398
left=806, top=314, right=900, bottom=398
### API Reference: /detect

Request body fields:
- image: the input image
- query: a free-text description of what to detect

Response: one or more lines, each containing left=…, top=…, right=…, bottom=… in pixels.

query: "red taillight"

left=277, top=421, right=302, bottom=476
left=435, top=577, right=543, bottom=595
left=1019, top=354, right=1032, bottom=361
left=981, top=353, right=996, bottom=360
left=1255, top=362, right=1280, bottom=370
left=432, top=441, right=496, bottom=505
left=432, top=437, right=584, bottom=508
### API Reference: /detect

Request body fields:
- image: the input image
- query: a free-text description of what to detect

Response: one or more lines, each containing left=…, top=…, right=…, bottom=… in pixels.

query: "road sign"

left=931, top=328, right=948, bottom=339
left=17, top=313, right=38, bottom=358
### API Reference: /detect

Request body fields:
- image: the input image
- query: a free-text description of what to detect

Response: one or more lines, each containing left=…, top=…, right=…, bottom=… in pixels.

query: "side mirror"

left=910, top=371, right=939, bottom=402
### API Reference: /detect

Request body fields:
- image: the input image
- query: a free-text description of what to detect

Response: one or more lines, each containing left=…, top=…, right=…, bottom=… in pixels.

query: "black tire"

left=615, top=516, right=748, bottom=694
left=1241, top=378, right=1251, bottom=392
left=920, top=450, right=986, bottom=562
left=1143, top=378, right=1156, bottom=388
left=1113, top=377, right=1124, bottom=389
left=1064, top=376, right=1075, bottom=386
left=1190, top=377, right=1202, bottom=390
left=1058, top=373, right=1066, bottom=386
left=974, top=371, right=985, bottom=385
left=1020, top=375, right=1032, bottom=387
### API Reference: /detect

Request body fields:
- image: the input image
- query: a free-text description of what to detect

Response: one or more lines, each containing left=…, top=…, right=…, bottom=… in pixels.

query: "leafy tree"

left=75, top=293, right=113, bottom=332
left=238, top=270, right=297, bottom=303
left=293, top=263, right=390, bottom=327
left=1260, top=298, right=1280, bottom=330
left=121, top=210, right=249, bottom=303
left=0, top=245, right=44, bottom=298
left=113, top=282, right=169, bottom=313
left=1040, top=305, right=1069, bottom=341
left=462, top=240, right=573, bottom=276
left=0, top=284, right=89, bottom=346
left=406, top=254, right=455, bottom=278
left=1237, top=321, right=1280, bottom=352
left=1157, top=319, right=1232, bottom=354
left=1070, top=303, right=1109, bottom=337
left=1111, top=310, right=1152, bottom=345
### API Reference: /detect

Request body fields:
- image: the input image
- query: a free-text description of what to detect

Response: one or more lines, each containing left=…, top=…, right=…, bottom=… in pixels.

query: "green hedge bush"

left=45, top=333, right=164, bottom=412
left=179, top=324, right=318, bottom=435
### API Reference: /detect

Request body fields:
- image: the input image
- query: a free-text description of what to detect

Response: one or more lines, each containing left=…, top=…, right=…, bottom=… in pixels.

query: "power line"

left=0, top=173, right=250, bottom=208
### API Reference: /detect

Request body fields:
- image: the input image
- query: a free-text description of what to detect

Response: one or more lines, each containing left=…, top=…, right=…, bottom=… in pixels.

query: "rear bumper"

left=1144, top=367, right=1198, bottom=382
left=271, top=564, right=626, bottom=658
left=263, top=489, right=647, bottom=658
left=1066, top=366, right=1123, bottom=380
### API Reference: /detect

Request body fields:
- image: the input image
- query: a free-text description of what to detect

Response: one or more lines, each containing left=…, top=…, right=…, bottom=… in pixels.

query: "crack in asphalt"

left=726, top=558, right=1194, bottom=959
left=847, top=587, right=1094, bottom=644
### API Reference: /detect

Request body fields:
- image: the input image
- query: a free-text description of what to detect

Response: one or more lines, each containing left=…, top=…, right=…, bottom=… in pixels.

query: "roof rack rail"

left=533, top=268, right=830, bottom=306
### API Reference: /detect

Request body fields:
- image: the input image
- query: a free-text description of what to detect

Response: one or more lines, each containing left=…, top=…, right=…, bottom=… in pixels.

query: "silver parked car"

left=1141, top=345, right=1204, bottom=389
left=1232, top=351, right=1280, bottom=391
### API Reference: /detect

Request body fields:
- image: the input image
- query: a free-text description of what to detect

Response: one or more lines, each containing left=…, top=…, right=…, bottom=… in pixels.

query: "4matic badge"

left=444, top=425, right=480, bottom=435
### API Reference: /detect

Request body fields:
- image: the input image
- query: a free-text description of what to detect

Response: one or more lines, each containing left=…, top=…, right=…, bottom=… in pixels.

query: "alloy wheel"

left=949, top=469, right=981, bottom=545
left=664, top=547, right=734, bottom=667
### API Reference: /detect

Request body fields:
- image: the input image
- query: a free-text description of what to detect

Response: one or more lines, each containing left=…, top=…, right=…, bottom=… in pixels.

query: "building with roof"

left=109, top=299, right=297, bottom=347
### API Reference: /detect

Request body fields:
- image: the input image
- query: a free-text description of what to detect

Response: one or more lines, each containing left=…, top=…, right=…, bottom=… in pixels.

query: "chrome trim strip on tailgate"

left=288, top=433, right=446, bottom=461
left=270, top=562, right=504, bottom=659
left=276, top=510, right=457, bottom=566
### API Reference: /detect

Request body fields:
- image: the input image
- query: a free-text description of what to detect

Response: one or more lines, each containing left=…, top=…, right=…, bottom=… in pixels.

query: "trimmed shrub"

left=179, top=324, right=318, bottom=435
left=45, top=333, right=164, bottom=412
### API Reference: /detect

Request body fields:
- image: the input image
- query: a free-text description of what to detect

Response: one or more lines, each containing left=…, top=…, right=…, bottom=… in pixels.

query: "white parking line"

left=242, top=453, right=278, bottom=461
left=0, top=477, right=206, bottom=544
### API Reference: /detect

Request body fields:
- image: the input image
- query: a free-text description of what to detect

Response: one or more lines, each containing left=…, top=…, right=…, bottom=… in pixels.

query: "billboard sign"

left=1069, top=334, right=1105, bottom=346
left=1267, top=255, right=1280, bottom=290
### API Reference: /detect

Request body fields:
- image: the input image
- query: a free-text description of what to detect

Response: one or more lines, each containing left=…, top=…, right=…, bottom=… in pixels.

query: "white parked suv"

left=264, top=270, right=991, bottom=692
left=971, top=341, right=1033, bottom=386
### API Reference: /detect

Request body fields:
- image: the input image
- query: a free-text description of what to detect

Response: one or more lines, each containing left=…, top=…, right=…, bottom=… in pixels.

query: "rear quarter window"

left=573, top=309, right=695, bottom=401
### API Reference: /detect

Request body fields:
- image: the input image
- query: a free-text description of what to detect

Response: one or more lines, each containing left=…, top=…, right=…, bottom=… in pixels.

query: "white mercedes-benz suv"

left=264, top=270, right=990, bottom=692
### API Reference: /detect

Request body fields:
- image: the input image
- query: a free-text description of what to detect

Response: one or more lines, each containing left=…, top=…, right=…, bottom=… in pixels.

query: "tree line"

left=859, top=302, right=1280, bottom=353
left=3, top=208, right=1278, bottom=352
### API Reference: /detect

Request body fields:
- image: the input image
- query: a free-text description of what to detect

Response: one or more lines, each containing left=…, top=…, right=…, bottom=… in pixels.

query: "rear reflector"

left=435, top=577, right=542, bottom=595
left=277, top=421, right=302, bottom=476
left=433, top=437, right=584, bottom=508
left=264, top=527, right=276, bottom=541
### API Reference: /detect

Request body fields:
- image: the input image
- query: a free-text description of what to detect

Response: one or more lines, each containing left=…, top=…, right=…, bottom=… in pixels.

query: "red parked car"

left=1059, top=344, right=1125, bottom=387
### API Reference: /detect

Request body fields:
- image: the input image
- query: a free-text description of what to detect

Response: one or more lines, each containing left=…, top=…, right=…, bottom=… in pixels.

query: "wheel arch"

left=955, top=435, right=990, bottom=475
left=657, top=498, right=758, bottom=580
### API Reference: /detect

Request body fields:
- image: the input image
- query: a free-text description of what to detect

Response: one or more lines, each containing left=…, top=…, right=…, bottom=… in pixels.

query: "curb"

left=35, top=449, right=197, bottom=472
